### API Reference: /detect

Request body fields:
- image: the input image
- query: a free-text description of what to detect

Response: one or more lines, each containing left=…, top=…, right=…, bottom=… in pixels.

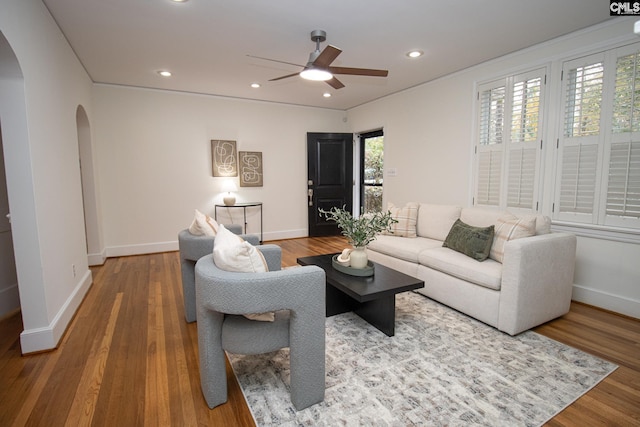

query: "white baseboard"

left=105, top=241, right=179, bottom=258
left=102, top=231, right=309, bottom=259
left=262, top=228, right=307, bottom=241
left=20, top=269, right=93, bottom=354
left=572, top=284, right=639, bottom=319
left=0, top=283, right=20, bottom=318
left=88, top=248, right=107, bottom=266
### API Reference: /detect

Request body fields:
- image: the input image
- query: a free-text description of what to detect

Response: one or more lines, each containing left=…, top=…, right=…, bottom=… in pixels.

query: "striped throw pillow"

left=384, top=202, right=419, bottom=238
left=489, top=216, right=536, bottom=263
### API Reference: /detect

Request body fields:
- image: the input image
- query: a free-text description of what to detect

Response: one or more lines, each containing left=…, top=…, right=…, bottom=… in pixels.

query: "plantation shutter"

left=507, top=71, right=544, bottom=210
left=475, top=82, right=506, bottom=206
left=606, top=142, right=640, bottom=219
left=475, top=70, right=544, bottom=210
left=555, top=54, right=604, bottom=223
left=605, top=48, right=640, bottom=227
left=559, top=144, right=599, bottom=214
left=477, top=151, right=502, bottom=205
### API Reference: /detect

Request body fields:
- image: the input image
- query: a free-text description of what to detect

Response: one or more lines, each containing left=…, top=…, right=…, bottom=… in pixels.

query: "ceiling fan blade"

left=329, top=66, right=389, bottom=77
left=247, top=54, right=305, bottom=68
left=269, top=72, right=301, bottom=82
left=313, top=45, right=342, bottom=68
left=326, top=77, right=345, bottom=90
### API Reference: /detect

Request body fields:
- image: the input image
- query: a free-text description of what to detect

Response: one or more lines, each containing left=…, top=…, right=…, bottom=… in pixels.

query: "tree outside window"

left=363, top=135, right=384, bottom=213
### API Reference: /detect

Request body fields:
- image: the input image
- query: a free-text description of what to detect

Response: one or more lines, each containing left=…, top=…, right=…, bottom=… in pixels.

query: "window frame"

left=359, top=129, right=384, bottom=214
left=553, top=42, right=640, bottom=232
left=473, top=67, right=547, bottom=215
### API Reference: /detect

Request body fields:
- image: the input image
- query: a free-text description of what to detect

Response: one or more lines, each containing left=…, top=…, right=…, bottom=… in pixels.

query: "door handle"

left=308, top=189, right=313, bottom=206
left=5, top=213, right=10, bottom=223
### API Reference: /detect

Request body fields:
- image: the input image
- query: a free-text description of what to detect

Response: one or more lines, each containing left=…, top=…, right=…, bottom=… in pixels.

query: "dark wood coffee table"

left=297, top=253, right=424, bottom=336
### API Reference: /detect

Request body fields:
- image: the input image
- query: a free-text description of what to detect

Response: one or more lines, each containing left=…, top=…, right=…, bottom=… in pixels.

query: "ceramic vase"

left=350, top=246, right=368, bottom=269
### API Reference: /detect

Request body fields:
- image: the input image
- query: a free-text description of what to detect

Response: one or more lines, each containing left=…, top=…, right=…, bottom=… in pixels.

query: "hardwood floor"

left=0, top=236, right=638, bottom=426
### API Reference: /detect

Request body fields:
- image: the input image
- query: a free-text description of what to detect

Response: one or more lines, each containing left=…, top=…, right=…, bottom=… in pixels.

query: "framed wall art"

left=211, top=139, right=238, bottom=177
left=239, top=151, right=263, bottom=187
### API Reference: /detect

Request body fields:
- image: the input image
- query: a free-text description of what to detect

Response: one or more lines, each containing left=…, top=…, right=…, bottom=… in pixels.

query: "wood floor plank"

left=163, top=254, right=199, bottom=425
left=95, top=255, right=150, bottom=427
left=0, top=236, right=637, bottom=426
left=145, top=281, right=171, bottom=426
left=9, top=348, right=62, bottom=426
left=64, top=292, right=123, bottom=426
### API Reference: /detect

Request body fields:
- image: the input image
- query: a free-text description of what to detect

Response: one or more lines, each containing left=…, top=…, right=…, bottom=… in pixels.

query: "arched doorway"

left=0, top=120, right=18, bottom=318
left=0, top=33, right=23, bottom=320
left=76, top=106, right=103, bottom=265
left=0, top=30, right=51, bottom=353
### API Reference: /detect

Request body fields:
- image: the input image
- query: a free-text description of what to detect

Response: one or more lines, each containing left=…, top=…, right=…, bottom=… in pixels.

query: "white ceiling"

left=42, top=0, right=612, bottom=110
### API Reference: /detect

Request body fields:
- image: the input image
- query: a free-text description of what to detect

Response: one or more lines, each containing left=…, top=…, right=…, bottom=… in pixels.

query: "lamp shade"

left=222, top=179, right=238, bottom=193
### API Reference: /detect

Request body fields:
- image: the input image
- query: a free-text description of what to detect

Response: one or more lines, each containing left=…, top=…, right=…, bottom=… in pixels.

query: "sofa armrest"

left=498, top=232, right=577, bottom=335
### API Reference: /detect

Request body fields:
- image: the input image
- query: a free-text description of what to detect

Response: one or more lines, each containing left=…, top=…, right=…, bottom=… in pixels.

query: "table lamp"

left=222, top=179, right=238, bottom=206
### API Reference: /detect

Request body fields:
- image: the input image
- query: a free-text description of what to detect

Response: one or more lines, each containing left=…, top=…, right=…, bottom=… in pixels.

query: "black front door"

left=307, top=132, right=353, bottom=236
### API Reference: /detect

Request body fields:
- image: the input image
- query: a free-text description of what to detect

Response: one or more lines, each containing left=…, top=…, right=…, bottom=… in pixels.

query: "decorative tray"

left=331, top=255, right=375, bottom=277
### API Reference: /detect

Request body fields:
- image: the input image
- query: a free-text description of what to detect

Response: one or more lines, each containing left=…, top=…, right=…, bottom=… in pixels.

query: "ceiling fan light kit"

left=300, top=67, right=333, bottom=81
left=261, top=29, right=388, bottom=89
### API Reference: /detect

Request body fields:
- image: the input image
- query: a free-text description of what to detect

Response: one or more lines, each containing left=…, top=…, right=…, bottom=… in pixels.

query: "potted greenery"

left=319, top=206, right=397, bottom=269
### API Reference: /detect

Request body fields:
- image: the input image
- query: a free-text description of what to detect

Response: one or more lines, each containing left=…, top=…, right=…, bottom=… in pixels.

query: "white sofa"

left=366, top=204, right=577, bottom=335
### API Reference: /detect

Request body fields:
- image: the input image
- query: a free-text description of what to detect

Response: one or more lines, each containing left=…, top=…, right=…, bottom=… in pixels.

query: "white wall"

left=1, top=1, right=636, bottom=355
left=347, top=18, right=640, bottom=319
left=92, top=84, right=348, bottom=255
left=0, top=117, right=19, bottom=318
left=0, top=0, right=95, bottom=352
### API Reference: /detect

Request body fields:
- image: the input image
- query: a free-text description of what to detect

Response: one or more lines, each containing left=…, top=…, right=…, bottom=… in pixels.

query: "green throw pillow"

left=443, top=219, right=495, bottom=261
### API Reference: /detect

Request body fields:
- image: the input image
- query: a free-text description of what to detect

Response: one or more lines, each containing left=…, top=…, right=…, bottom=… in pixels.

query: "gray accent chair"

left=178, top=226, right=259, bottom=323
left=194, top=245, right=326, bottom=411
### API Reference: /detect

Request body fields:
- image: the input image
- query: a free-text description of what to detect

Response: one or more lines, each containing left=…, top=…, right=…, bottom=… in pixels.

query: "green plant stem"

left=318, top=206, right=397, bottom=247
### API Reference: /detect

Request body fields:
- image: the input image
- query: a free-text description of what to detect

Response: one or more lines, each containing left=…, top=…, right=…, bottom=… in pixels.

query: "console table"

left=214, top=202, right=263, bottom=243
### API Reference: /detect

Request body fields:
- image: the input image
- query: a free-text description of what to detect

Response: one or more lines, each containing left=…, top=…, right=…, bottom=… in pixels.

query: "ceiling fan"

left=249, top=30, right=389, bottom=90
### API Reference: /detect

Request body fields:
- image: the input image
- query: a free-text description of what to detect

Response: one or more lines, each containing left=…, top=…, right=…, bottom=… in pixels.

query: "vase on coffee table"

left=349, top=246, right=368, bottom=269
left=317, top=206, right=397, bottom=270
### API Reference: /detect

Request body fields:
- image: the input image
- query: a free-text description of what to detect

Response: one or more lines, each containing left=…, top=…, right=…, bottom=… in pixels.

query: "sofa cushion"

left=490, top=216, right=536, bottom=263
left=442, top=219, right=495, bottom=261
left=383, top=202, right=419, bottom=237
left=417, top=204, right=462, bottom=241
left=368, top=234, right=442, bottom=264
left=418, top=247, right=503, bottom=290
left=460, top=207, right=508, bottom=228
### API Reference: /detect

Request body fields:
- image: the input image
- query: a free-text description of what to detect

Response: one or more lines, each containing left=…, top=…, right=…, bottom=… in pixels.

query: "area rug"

left=228, top=291, right=617, bottom=426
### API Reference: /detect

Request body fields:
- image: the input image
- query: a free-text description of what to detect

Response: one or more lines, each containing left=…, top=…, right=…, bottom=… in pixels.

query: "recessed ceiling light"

left=171, top=0, right=189, bottom=3
left=406, top=50, right=424, bottom=58
left=251, top=83, right=261, bottom=88
left=157, top=70, right=172, bottom=77
left=323, top=92, right=331, bottom=98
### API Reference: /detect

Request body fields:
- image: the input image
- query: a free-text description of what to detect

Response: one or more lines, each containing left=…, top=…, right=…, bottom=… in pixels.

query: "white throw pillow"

left=188, top=209, right=218, bottom=236
left=213, top=225, right=267, bottom=273
left=212, top=225, right=273, bottom=322
left=490, top=216, right=536, bottom=263
left=383, top=202, right=419, bottom=237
